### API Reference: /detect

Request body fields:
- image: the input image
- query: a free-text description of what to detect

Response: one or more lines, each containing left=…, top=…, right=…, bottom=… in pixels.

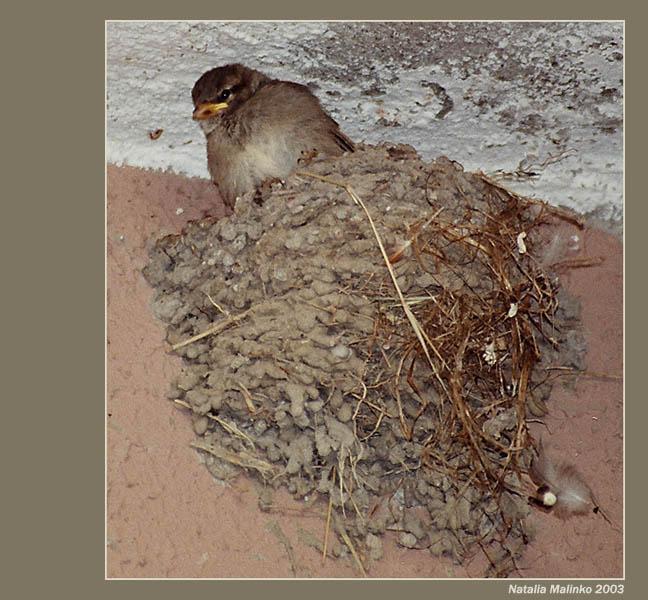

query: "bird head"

left=191, top=63, right=269, bottom=133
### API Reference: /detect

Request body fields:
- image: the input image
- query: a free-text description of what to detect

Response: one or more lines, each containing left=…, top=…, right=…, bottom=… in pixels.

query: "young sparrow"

left=192, top=63, right=355, bottom=208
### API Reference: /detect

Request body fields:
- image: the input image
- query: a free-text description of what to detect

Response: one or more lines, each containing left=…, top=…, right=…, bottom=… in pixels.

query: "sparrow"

left=191, top=63, right=355, bottom=208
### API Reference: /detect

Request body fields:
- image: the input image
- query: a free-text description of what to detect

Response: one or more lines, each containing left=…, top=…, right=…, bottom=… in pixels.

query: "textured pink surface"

left=106, top=164, right=622, bottom=578
left=521, top=224, right=624, bottom=578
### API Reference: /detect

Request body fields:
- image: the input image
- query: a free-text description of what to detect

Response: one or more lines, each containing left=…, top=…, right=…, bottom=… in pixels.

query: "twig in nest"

left=204, top=292, right=229, bottom=315
left=174, top=399, right=256, bottom=449
left=191, top=440, right=277, bottom=478
left=322, top=492, right=334, bottom=561
left=449, top=335, right=495, bottom=484
left=296, top=170, right=445, bottom=394
left=387, top=208, right=444, bottom=263
left=333, top=512, right=367, bottom=577
left=478, top=172, right=585, bottom=229
left=340, top=463, right=364, bottom=523
left=171, top=306, right=253, bottom=351
left=237, top=382, right=258, bottom=414
left=437, top=220, right=492, bottom=256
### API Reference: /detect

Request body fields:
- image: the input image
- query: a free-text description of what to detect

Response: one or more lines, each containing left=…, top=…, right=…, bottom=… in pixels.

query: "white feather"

left=530, top=441, right=596, bottom=519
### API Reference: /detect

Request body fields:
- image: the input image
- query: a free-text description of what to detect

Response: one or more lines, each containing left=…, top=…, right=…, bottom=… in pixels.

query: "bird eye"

left=218, top=88, right=232, bottom=102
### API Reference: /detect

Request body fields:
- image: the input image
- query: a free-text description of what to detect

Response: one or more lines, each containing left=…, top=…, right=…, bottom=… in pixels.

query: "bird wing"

left=331, top=128, right=355, bottom=153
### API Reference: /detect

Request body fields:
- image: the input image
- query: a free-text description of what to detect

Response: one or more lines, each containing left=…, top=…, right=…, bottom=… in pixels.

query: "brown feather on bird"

left=191, top=63, right=355, bottom=209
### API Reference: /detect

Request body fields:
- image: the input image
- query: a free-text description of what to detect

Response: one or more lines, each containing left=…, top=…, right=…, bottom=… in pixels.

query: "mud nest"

left=143, top=144, right=585, bottom=576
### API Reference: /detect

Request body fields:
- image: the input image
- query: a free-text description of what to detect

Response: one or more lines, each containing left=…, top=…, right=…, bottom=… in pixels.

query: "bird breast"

left=207, top=131, right=298, bottom=203
left=202, top=79, right=351, bottom=206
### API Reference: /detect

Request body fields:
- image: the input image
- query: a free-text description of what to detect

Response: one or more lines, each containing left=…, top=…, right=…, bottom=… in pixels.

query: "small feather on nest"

left=529, top=440, right=601, bottom=519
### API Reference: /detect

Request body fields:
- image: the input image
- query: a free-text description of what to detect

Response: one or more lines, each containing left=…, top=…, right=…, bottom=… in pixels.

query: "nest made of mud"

left=143, top=144, right=585, bottom=576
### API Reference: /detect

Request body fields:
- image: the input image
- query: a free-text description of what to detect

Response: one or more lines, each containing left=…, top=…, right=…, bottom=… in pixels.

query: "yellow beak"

left=192, top=102, right=229, bottom=120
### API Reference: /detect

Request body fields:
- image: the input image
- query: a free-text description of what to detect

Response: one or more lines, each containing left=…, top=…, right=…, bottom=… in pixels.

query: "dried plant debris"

left=143, top=144, right=590, bottom=577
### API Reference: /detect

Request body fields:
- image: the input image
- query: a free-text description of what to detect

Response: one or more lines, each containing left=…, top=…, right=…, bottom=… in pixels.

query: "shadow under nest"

left=143, top=144, right=587, bottom=577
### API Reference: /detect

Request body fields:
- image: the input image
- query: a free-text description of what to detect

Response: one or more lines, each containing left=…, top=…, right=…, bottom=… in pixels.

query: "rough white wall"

left=107, top=21, right=623, bottom=224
